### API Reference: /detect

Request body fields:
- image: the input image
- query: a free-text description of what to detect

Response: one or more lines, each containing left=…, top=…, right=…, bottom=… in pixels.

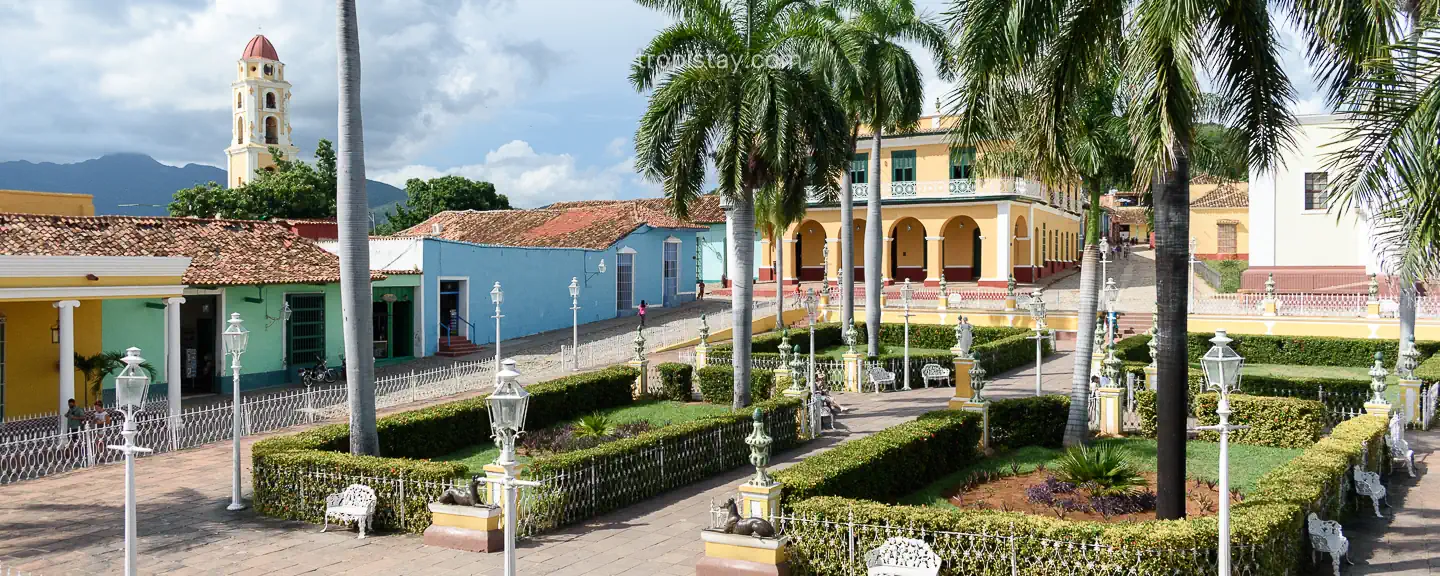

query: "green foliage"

left=695, top=365, right=775, bottom=404
left=721, top=322, right=1030, bottom=356
left=1183, top=332, right=1440, bottom=368
left=1416, top=352, right=1440, bottom=381
left=251, top=366, right=639, bottom=532
left=1245, top=415, right=1388, bottom=520
left=1112, top=334, right=1153, bottom=363
left=1192, top=124, right=1249, bottom=182
left=1202, top=260, right=1249, bottom=293
left=972, top=331, right=1053, bottom=375
left=522, top=397, right=803, bottom=533
left=375, top=175, right=509, bottom=235
left=72, top=351, right=157, bottom=403
left=170, top=141, right=338, bottom=220
left=1135, top=390, right=1160, bottom=438
left=775, top=410, right=981, bottom=506
left=1192, top=394, right=1324, bottom=448
left=1053, top=444, right=1145, bottom=496
left=989, top=396, right=1070, bottom=450
left=655, top=362, right=694, bottom=401
left=574, top=414, right=616, bottom=438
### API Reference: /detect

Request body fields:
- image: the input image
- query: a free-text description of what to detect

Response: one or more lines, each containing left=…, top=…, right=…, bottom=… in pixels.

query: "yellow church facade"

left=766, top=119, right=1086, bottom=287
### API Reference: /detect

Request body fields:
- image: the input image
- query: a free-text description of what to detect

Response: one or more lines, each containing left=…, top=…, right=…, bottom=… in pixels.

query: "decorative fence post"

left=1364, top=351, right=1393, bottom=418
left=841, top=320, right=862, bottom=392
left=1261, top=273, right=1279, bottom=317
left=1097, top=348, right=1124, bottom=436
left=784, top=345, right=808, bottom=399
left=1366, top=274, right=1381, bottom=319
left=937, top=278, right=949, bottom=311
left=1398, top=335, right=1423, bottom=425
left=694, top=314, right=712, bottom=368
left=698, top=410, right=791, bottom=576
left=1003, top=277, right=1017, bottom=312
left=628, top=326, right=649, bottom=398
left=1144, top=314, right=1159, bottom=391
left=774, top=332, right=793, bottom=389
left=1091, top=319, right=1107, bottom=380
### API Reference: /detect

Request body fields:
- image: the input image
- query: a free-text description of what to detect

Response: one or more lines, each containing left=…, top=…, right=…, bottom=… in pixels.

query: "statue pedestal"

left=1004, top=297, right=1017, bottom=312
left=1367, top=300, right=1380, bottom=319
left=1400, top=378, right=1423, bottom=424
left=774, top=367, right=793, bottom=394
left=962, top=399, right=990, bottom=451
left=947, top=354, right=975, bottom=410
left=1364, top=401, right=1393, bottom=419
left=697, top=531, right=792, bottom=576
left=738, top=482, right=783, bottom=521
left=423, top=503, right=504, bottom=553
left=695, top=343, right=711, bottom=368
left=1143, top=365, right=1158, bottom=392
left=842, top=353, right=862, bottom=393
left=1262, top=299, right=1278, bottom=317
left=628, top=358, right=649, bottom=398
left=1096, top=387, right=1124, bottom=436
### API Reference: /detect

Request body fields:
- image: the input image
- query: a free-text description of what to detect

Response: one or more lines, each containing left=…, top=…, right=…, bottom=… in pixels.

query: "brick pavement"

left=1346, top=429, right=1439, bottom=575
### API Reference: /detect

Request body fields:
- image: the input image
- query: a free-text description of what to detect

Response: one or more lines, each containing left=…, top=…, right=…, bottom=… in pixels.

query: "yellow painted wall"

left=795, top=221, right=827, bottom=271
left=790, top=203, right=1012, bottom=279
left=891, top=217, right=925, bottom=268
left=0, top=300, right=104, bottom=416
left=0, top=190, right=95, bottom=216
left=1191, top=208, right=1249, bottom=256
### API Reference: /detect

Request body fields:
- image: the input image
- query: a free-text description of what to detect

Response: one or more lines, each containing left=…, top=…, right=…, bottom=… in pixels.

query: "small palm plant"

left=573, top=414, right=616, bottom=439
left=1053, top=444, right=1145, bottom=497
left=74, top=351, right=158, bottom=406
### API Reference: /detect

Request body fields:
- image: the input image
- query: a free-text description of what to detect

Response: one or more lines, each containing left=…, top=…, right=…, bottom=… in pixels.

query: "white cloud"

left=374, top=139, right=659, bottom=208
left=605, top=136, right=630, bottom=158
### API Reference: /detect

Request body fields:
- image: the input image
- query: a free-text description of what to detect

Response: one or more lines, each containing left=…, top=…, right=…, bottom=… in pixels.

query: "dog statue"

left=438, top=475, right=484, bottom=507
left=721, top=498, right=776, bottom=538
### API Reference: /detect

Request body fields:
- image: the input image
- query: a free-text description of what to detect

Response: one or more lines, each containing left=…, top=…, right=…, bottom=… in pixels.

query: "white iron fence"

left=0, top=360, right=492, bottom=485
left=1192, top=292, right=1440, bottom=318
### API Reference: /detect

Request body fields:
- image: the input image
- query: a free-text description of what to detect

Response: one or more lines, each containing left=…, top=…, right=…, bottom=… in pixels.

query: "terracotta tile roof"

left=1191, top=182, right=1249, bottom=208
left=406, top=200, right=703, bottom=250
left=1109, top=206, right=1149, bottom=225
left=0, top=214, right=377, bottom=286
left=681, top=195, right=725, bottom=223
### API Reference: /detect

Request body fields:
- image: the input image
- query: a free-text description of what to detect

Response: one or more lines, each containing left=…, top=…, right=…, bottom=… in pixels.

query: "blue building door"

left=616, top=253, right=634, bottom=312
left=663, top=241, right=679, bottom=306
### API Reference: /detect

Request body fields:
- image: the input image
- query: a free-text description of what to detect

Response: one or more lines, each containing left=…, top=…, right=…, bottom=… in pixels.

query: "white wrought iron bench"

left=865, top=537, right=941, bottom=576
left=1307, top=512, right=1351, bottom=576
left=867, top=366, right=896, bottom=394
left=1353, top=466, right=1388, bottom=518
left=1390, top=414, right=1416, bottom=478
left=323, top=484, right=377, bottom=538
left=920, top=364, right=950, bottom=388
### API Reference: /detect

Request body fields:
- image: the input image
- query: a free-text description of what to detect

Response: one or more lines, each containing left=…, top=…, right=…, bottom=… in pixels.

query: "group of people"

left=64, top=398, right=112, bottom=441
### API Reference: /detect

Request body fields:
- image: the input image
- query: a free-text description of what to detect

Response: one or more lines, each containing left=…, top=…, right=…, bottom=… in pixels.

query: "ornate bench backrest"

left=335, top=484, right=377, bottom=508
left=865, top=537, right=941, bottom=574
left=868, top=367, right=894, bottom=381
left=1352, top=467, right=1382, bottom=496
left=1389, top=415, right=1411, bottom=453
left=921, top=364, right=947, bottom=378
left=1306, top=513, right=1345, bottom=552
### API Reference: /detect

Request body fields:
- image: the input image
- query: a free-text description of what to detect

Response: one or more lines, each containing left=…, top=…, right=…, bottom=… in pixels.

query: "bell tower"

left=226, top=35, right=299, bottom=188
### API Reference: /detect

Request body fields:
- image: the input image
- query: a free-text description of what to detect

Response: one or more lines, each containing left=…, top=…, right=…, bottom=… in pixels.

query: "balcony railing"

left=889, top=181, right=917, bottom=197
left=949, top=178, right=976, bottom=196
left=809, top=177, right=1054, bottom=204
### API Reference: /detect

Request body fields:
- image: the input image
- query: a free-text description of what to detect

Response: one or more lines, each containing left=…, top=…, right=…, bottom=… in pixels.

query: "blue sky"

left=0, top=0, right=1331, bottom=208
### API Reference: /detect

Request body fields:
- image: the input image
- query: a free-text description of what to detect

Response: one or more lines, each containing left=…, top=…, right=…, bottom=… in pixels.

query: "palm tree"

left=336, top=0, right=378, bottom=455
left=73, top=352, right=158, bottom=407
left=755, top=185, right=809, bottom=327
left=820, top=0, right=953, bottom=357
left=632, top=0, right=849, bottom=409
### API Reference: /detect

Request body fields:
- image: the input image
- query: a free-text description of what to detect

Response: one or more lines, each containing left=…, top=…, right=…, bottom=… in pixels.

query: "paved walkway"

left=1346, top=429, right=1439, bottom=575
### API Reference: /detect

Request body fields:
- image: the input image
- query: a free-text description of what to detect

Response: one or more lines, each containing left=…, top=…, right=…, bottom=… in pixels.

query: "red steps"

left=437, top=336, right=482, bottom=357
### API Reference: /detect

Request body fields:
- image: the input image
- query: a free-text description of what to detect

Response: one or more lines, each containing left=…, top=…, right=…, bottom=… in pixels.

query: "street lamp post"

left=491, top=282, right=504, bottom=371
left=108, top=348, right=154, bottom=576
left=1188, top=237, right=1199, bottom=310
left=484, top=359, right=541, bottom=576
left=1099, top=236, right=1111, bottom=285
left=1027, top=288, right=1052, bottom=396
left=1103, top=277, right=1119, bottom=346
left=804, top=288, right=820, bottom=434
left=569, top=277, right=581, bottom=371
left=900, top=279, right=914, bottom=391
left=1196, top=330, right=1250, bottom=576
left=223, top=312, right=249, bottom=511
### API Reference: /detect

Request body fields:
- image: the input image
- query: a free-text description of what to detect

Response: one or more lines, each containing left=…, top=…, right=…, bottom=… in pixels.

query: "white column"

left=166, top=297, right=186, bottom=422
left=55, top=300, right=80, bottom=435
left=992, top=203, right=1012, bottom=282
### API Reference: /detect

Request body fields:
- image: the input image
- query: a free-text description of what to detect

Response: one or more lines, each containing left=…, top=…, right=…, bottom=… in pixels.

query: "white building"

left=1246, top=114, right=1386, bottom=292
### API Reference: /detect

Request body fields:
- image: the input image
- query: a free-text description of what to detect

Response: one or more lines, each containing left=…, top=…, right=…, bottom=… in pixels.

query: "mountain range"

left=0, top=153, right=406, bottom=216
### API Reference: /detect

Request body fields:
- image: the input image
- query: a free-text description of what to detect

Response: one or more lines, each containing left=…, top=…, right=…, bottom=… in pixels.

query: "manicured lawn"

left=901, top=439, right=1304, bottom=509
left=1235, top=363, right=1401, bottom=403
left=437, top=400, right=732, bottom=472
left=816, top=344, right=953, bottom=359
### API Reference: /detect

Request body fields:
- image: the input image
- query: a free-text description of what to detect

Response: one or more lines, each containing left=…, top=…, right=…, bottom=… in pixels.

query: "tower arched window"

left=265, top=92, right=276, bottom=110
left=236, top=92, right=242, bottom=109
left=265, top=117, right=278, bottom=145
left=236, top=117, right=244, bottom=144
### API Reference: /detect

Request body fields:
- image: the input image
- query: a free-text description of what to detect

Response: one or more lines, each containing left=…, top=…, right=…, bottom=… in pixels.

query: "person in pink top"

left=638, top=300, right=648, bottom=327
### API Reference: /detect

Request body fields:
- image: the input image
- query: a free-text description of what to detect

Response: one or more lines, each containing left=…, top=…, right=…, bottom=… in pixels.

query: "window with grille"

left=850, top=153, right=868, bottom=185
left=949, top=147, right=975, bottom=179
left=1218, top=223, right=1238, bottom=254
left=891, top=150, right=916, bottom=182
left=616, top=253, right=634, bottom=311
left=285, top=293, right=326, bottom=367
left=1304, top=172, right=1328, bottom=210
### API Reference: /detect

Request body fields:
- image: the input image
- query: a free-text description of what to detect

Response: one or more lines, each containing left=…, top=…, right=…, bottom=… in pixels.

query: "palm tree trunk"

left=732, top=190, right=757, bottom=409
left=1063, top=185, right=1105, bottom=446
left=1153, top=147, right=1191, bottom=520
left=841, top=130, right=858, bottom=328
left=864, top=128, right=883, bottom=355
left=336, top=0, right=378, bottom=456
left=775, top=229, right=785, bottom=328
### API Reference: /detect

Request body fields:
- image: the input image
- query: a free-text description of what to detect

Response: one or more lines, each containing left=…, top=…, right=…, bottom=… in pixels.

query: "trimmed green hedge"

left=1183, top=332, right=1439, bottom=368
left=1193, top=394, right=1326, bottom=448
left=656, top=362, right=693, bottom=401
left=715, top=322, right=1031, bottom=356
left=522, top=397, right=803, bottom=532
left=989, top=395, right=1069, bottom=450
left=1114, top=334, right=1153, bottom=363
left=252, top=366, right=640, bottom=533
left=775, top=410, right=981, bottom=506
left=696, top=365, right=776, bottom=404
left=782, top=413, right=1391, bottom=575
left=1417, top=352, right=1440, bottom=381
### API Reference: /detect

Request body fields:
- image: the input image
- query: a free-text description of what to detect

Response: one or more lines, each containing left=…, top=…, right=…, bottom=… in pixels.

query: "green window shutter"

left=949, top=147, right=975, bottom=179
left=850, top=153, right=868, bottom=184
left=285, top=293, right=326, bottom=367
left=891, top=150, right=916, bottom=182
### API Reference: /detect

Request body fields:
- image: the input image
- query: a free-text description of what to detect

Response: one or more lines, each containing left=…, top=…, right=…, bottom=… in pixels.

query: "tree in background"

left=73, top=351, right=157, bottom=407
left=169, top=140, right=337, bottom=220
left=375, top=175, right=509, bottom=235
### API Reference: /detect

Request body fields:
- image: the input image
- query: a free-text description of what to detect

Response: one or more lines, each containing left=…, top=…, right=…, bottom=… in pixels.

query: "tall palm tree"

left=632, top=0, right=849, bottom=409
left=755, top=185, right=809, bottom=326
left=948, top=0, right=1350, bottom=517
left=335, top=0, right=378, bottom=455
left=825, top=0, right=952, bottom=357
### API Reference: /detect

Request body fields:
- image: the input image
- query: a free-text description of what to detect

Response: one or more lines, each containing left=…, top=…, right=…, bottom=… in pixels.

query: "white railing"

left=1194, top=261, right=1223, bottom=290
left=949, top=178, right=976, bottom=196
left=0, top=360, right=492, bottom=485
left=1192, top=293, right=1371, bottom=317
left=888, top=181, right=917, bottom=197
left=1422, top=382, right=1437, bottom=430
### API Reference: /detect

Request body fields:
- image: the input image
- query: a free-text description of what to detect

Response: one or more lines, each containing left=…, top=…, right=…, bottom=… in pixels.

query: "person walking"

left=638, top=300, right=648, bottom=327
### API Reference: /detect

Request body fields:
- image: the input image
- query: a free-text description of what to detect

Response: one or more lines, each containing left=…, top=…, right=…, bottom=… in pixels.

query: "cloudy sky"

left=0, top=0, right=1331, bottom=208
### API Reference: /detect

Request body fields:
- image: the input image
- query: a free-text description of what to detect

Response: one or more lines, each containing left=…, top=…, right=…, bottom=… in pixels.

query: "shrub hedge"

left=696, top=365, right=776, bottom=404
left=988, top=395, right=1069, bottom=450
left=774, top=410, right=981, bottom=507
left=782, top=414, right=1391, bottom=575
left=715, top=322, right=1031, bottom=355
left=1416, top=352, right=1440, bottom=381
left=1193, top=393, right=1326, bottom=448
left=1182, top=332, right=1439, bottom=368
left=523, top=397, right=803, bottom=532
left=655, top=362, right=693, bottom=401
left=1113, top=334, right=1153, bottom=363
left=252, top=366, right=640, bottom=533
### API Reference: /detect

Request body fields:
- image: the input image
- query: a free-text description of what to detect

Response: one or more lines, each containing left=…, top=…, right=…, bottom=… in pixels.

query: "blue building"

left=368, top=199, right=702, bottom=357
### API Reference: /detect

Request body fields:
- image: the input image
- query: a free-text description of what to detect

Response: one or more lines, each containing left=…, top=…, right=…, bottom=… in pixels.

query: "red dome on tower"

left=242, top=35, right=279, bottom=61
